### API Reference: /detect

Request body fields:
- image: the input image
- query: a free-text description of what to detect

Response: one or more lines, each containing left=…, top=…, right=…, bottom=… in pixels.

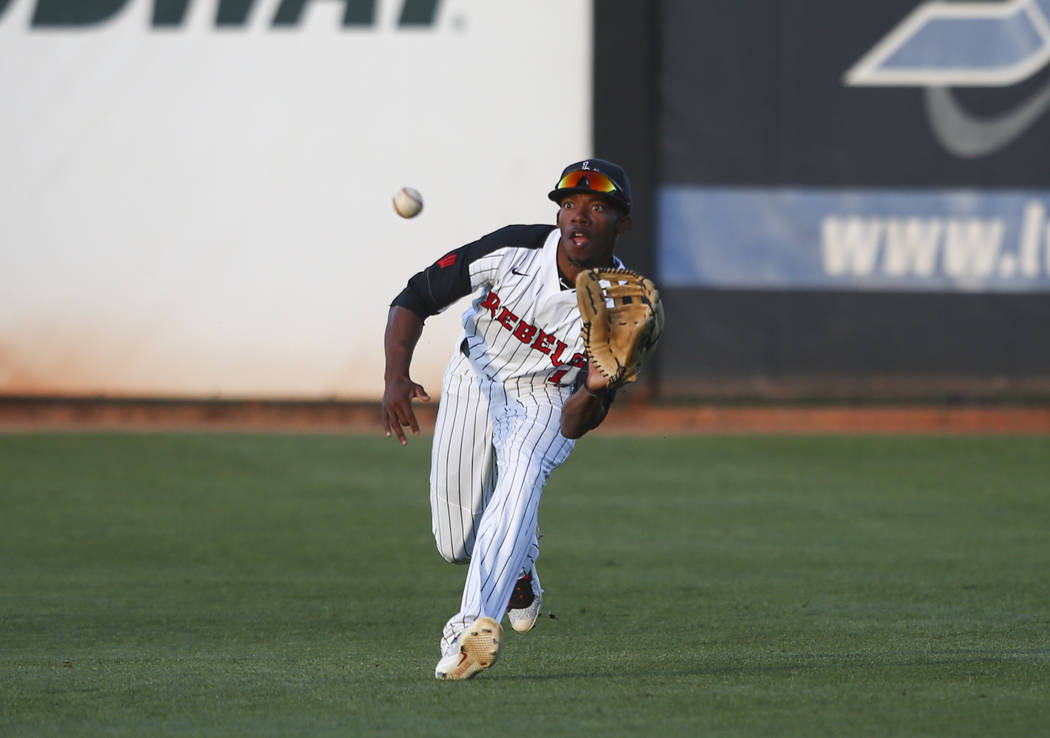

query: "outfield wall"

left=7, top=0, right=1050, bottom=405
left=596, top=0, right=1050, bottom=401
left=0, top=0, right=591, bottom=399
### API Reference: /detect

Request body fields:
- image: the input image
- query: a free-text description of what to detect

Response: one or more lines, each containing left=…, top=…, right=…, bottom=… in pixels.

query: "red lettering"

left=496, top=307, right=518, bottom=330
left=513, top=321, right=537, bottom=344
left=479, top=291, right=500, bottom=319
left=568, top=352, right=586, bottom=367
left=437, top=253, right=457, bottom=268
left=531, top=330, right=555, bottom=354
left=548, top=369, right=570, bottom=385
left=549, top=340, right=567, bottom=367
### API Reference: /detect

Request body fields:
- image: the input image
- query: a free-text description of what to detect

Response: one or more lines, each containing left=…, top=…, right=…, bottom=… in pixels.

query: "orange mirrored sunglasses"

left=555, top=170, right=623, bottom=196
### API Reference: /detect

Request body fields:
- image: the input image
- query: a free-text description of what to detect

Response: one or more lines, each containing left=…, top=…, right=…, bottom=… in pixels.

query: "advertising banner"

left=659, top=187, right=1050, bottom=291
left=657, top=0, right=1050, bottom=294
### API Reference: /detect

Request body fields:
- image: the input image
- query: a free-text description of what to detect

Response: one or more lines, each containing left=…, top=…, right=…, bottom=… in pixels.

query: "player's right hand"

left=382, top=376, right=431, bottom=446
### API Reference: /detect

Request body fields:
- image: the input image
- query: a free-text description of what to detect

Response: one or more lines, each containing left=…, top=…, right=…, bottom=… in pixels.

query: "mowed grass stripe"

left=1, top=433, right=1047, bottom=737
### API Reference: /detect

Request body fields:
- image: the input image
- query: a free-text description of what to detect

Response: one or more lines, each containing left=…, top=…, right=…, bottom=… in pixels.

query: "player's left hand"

left=382, top=376, right=431, bottom=446
left=576, top=267, right=663, bottom=388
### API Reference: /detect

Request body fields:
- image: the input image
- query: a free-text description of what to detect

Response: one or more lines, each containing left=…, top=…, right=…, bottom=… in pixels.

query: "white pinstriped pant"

left=430, top=352, right=575, bottom=653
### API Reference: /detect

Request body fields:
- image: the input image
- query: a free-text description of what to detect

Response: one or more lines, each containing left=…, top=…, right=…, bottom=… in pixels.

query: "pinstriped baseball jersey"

left=392, top=223, right=624, bottom=391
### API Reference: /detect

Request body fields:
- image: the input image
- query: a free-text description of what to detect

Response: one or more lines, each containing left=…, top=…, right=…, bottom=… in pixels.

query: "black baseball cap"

left=548, top=158, right=631, bottom=212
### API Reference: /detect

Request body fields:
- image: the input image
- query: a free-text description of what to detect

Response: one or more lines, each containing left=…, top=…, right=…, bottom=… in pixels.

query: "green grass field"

left=1, top=432, right=1048, bottom=736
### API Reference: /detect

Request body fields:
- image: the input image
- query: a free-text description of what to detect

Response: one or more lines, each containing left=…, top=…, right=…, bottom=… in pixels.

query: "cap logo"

left=581, top=160, right=591, bottom=170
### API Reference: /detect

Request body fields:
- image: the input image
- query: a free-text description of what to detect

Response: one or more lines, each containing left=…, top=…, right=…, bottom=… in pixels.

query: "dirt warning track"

left=1, top=397, right=1048, bottom=434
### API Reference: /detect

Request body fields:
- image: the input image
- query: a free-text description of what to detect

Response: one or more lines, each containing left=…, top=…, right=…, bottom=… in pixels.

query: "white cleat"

left=506, top=567, right=542, bottom=634
left=434, top=617, right=503, bottom=680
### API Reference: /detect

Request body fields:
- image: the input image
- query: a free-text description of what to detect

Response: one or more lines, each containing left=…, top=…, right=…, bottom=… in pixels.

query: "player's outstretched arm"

left=382, top=306, right=431, bottom=445
left=560, top=364, right=612, bottom=439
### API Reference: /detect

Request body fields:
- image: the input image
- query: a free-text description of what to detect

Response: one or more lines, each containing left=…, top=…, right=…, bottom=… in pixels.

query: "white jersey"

left=393, top=223, right=623, bottom=392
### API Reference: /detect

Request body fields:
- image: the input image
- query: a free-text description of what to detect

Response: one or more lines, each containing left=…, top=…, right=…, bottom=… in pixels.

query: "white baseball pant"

left=430, top=352, right=575, bottom=653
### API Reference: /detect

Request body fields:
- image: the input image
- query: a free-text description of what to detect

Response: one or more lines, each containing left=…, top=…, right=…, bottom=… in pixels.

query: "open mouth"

left=569, top=230, right=589, bottom=247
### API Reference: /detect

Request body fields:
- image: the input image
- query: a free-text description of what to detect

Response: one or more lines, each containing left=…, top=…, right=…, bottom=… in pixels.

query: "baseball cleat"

left=434, top=617, right=503, bottom=680
left=506, top=568, right=542, bottom=633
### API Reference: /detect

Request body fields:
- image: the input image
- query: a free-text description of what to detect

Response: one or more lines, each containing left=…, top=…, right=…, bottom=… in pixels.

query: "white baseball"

left=393, top=186, right=424, bottom=218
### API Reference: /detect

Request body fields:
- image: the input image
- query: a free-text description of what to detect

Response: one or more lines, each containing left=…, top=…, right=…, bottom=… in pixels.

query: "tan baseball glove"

left=576, top=267, right=665, bottom=387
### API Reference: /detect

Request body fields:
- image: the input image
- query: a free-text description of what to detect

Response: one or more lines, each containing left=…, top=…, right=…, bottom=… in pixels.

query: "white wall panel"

left=0, top=0, right=592, bottom=398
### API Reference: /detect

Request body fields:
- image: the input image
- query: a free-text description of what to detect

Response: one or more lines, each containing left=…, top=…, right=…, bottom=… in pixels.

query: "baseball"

left=393, top=186, right=424, bottom=218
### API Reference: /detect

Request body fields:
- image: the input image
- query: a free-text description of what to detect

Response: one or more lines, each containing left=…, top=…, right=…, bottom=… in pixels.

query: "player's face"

left=556, top=193, right=631, bottom=270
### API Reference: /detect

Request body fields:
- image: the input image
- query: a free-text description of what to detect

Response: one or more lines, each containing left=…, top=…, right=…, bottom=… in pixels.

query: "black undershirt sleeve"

left=390, top=224, right=554, bottom=319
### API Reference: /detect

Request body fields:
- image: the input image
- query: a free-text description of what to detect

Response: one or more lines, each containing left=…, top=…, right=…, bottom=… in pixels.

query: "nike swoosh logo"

left=843, top=0, right=1050, bottom=158
left=923, top=80, right=1050, bottom=158
left=511, top=268, right=528, bottom=276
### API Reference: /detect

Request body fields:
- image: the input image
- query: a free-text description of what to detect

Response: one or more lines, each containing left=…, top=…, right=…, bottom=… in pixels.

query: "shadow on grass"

left=466, top=647, right=1050, bottom=682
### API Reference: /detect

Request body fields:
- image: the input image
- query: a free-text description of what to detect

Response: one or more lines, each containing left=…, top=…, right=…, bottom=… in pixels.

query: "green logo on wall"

left=3, top=0, right=440, bottom=28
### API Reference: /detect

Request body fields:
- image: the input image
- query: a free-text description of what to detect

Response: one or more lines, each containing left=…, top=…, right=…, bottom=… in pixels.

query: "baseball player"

left=382, top=159, right=633, bottom=680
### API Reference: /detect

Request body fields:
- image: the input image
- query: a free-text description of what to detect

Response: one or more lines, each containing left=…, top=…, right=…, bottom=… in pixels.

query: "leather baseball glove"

left=576, top=267, right=664, bottom=387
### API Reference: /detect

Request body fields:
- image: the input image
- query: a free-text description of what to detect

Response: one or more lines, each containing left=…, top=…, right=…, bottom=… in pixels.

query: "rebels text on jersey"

left=392, top=225, right=623, bottom=388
